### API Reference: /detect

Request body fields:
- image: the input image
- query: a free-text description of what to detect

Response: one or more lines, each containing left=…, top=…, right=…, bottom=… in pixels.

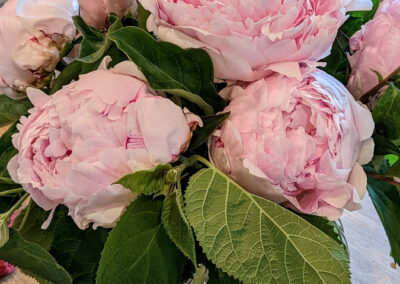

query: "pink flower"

left=7, top=66, right=201, bottom=229
left=347, top=0, right=400, bottom=99
left=139, top=0, right=372, bottom=82
left=79, top=0, right=138, bottom=29
left=0, top=260, right=14, bottom=278
left=209, top=69, right=374, bottom=220
left=0, top=0, right=79, bottom=99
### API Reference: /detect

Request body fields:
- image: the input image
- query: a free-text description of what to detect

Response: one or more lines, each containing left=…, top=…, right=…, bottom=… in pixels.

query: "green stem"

left=0, top=188, right=24, bottom=197
left=5, top=193, right=29, bottom=220
left=188, top=155, right=214, bottom=168
left=16, top=200, right=32, bottom=231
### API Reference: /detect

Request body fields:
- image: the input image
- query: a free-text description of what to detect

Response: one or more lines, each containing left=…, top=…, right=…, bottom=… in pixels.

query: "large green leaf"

left=185, top=168, right=350, bottom=284
left=96, top=196, right=184, bottom=284
left=367, top=177, right=400, bottom=264
left=373, top=84, right=400, bottom=140
left=114, top=164, right=173, bottom=196
left=373, top=133, right=400, bottom=156
left=108, top=27, right=225, bottom=115
left=0, top=95, right=31, bottom=127
left=162, top=191, right=197, bottom=265
left=0, top=229, right=72, bottom=284
left=50, top=215, right=108, bottom=284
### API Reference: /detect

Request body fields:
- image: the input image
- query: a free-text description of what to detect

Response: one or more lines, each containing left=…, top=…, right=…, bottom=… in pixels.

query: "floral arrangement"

left=0, top=0, right=399, bottom=283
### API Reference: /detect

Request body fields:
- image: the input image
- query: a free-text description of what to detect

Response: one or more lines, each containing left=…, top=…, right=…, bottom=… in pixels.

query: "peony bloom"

left=209, top=69, right=374, bottom=220
left=139, top=0, right=372, bottom=82
left=347, top=0, right=400, bottom=99
left=7, top=66, right=201, bottom=229
left=0, top=0, right=79, bottom=99
left=79, top=0, right=138, bottom=29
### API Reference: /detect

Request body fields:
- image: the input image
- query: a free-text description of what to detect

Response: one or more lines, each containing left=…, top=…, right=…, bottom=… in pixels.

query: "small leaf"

left=108, top=27, right=225, bottom=115
left=0, top=216, right=9, bottom=248
left=373, top=84, right=400, bottom=140
left=371, top=69, right=384, bottom=82
left=185, top=168, right=350, bottom=284
left=385, top=160, right=400, bottom=178
left=114, top=164, right=173, bottom=196
left=96, top=196, right=184, bottom=284
left=0, top=229, right=72, bottom=284
left=50, top=61, right=82, bottom=94
left=367, top=177, right=400, bottom=264
left=162, top=191, right=197, bottom=265
left=190, top=112, right=230, bottom=150
left=50, top=215, right=108, bottom=284
left=190, top=264, right=209, bottom=284
left=0, top=95, right=32, bottom=127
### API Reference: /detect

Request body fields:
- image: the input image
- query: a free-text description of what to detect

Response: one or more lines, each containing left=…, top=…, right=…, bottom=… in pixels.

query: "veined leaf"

left=96, top=196, right=184, bottom=284
left=162, top=191, right=197, bottom=265
left=114, top=164, right=173, bottom=196
left=0, top=229, right=72, bottom=284
left=108, top=27, right=225, bottom=115
left=367, top=177, right=400, bottom=264
left=373, top=84, right=400, bottom=140
left=185, top=168, right=350, bottom=284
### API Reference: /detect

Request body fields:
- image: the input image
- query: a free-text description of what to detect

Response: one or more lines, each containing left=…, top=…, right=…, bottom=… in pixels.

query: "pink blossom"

left=8, top=67, right=201, bottom=229
left=0, top=260, right=14, bottom=278
left=139, top=0, right=372, bottom=82
left=209, top=69, right=374, bottom=220
left=347, top=0, right=400, bottom=99
left=0, top=0, right=79, bottom=99
left=79, top=0, right=138, bottom=29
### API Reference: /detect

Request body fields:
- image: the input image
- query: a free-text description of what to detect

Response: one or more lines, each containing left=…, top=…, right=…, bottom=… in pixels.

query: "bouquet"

left=0, top=0, right=399, bottom=283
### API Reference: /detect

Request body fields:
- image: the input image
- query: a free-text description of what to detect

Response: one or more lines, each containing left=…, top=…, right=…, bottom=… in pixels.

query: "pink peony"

left=0, top=0, right=79, bottom=99
left=347, top=0, right=400, bottom=99
left=0, top=260, right=14, bottom=278
left=139, top=0, right=372, bottom=82
left=209, top=69, right=374, bottom=220
left=7, top=66, right=201, bottom=229
left=79, top=0, right=138, bottom=29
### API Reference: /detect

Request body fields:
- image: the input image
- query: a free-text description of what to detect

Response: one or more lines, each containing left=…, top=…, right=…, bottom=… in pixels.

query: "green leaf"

left=185, top=168, right=350, bottom=284
left=114, top=164, right=173, bottom=196
left=190, top=112, right=230, bottom=150
left=385, top=160, right=400, bottom=178
left=0, top=215, right=9, bottom=248
left=108, top=27, right=224, bottom=115
left=373, top=84, right=400, bottom=140
left=341, top=0, right=381, bottom=37
left=371, top=69, right=384, bottom=82
left=367, top=177, right=400, bottom=264
left=13, top=203, right=67, bottom=250
left=50, top=61, right=82, bottom=94
left=0, top=95, right=32, bottom=127
left=50, top=215, right=108, bottom=284
left=74, top=14, right=122, bottom=64
left=0, top=229, right=72, bottom=284
left=0, top=123, right=18, bottom=177
left=373, top=133, right=400, bottom=156
left=162, top=191, right=197, bottom=265
left=96, top=196, right=184, bottom=284
left=137, top=3, right=151, bottom=31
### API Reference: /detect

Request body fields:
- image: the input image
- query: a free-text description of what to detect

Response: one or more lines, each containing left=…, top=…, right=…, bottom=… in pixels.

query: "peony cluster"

left=140, top=0, right=373, bottom=82
left=0, top=0, right=79, bottom=99
left=210, top=69, right=374, bottom=220
left=78, top=0, right=138, bottom=29
left=8, top=67, right=201, bottom=229
left=347, top=0, right=400, bottom=99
